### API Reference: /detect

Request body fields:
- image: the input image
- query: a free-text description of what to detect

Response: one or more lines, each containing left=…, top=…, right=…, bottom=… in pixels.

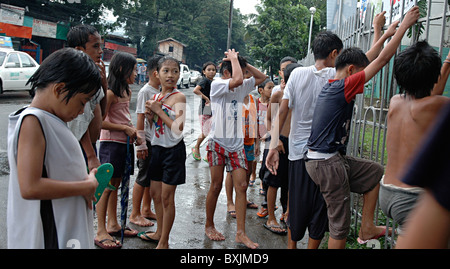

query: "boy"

left=304, top=7, right=420, bottom=248
left=266, top=11, right=389, bottom=249
left=265, top=31, right=343, bottom=249
left=205, top=49, right=266, bottom=249
left=130, top=55, right=162, bottom=227
left=7, top=48, right=101, bottom=248
left=379, top=43, right=450, bottom=232
left=66, top=24, right=108, bottom=172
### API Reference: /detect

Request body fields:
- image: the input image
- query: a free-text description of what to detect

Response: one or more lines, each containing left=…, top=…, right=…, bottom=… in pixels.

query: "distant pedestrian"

left=192, top=61, right=217, bottom=161
left=7, top=48, right=101, bottom=249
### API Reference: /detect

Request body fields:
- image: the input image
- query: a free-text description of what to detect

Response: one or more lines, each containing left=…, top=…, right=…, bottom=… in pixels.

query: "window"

left=169, top=46, right=174, bottom=53
left=6, top=53, right=20, bottom=68
left=0, top=52, right=6, bottom=66
left=19, top=53, right=36, bottom=68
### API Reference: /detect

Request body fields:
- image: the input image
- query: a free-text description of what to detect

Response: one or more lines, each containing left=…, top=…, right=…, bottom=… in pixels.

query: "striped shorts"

left=206, top=139, right=248, bottom=172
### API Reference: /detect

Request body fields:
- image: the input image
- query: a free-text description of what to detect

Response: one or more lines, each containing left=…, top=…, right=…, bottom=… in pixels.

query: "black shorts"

left=135, top=140, right=152, bottom=187
left=263, top=136, right=289, bottom=188
left=287, top=158, right=328, bottom=241
left=147, top=140, right=186, bottom=186
left=99, top=141, right=135, bottom=178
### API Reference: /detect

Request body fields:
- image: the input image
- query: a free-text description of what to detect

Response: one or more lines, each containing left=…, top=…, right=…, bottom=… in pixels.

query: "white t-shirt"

left=136, top=83, right=160, bottom=141
left=67, top=87, right=105, bottom=141
left=209, top=76, right=256, bottom=152
left=282, top=65, right=336, bottom=161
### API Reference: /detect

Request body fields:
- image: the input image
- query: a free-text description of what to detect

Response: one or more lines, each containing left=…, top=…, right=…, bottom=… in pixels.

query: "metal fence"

left=302, top=0, right=449, bottom=248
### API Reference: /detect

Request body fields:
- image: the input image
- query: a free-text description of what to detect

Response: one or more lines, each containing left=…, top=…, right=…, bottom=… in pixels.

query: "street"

left=0, top=84, right=310, bottom=249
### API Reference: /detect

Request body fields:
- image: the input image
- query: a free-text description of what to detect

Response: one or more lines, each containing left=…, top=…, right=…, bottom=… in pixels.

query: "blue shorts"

left=244, top=144, right=255, bottom=162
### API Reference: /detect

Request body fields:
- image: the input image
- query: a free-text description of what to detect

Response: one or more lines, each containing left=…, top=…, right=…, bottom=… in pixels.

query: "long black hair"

left=27, top=47, right=101, bottom=103
left=108, top=52, right=137, bottom=98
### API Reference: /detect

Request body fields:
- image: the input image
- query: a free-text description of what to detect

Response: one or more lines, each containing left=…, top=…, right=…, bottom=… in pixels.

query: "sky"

left=233, top=0, right=260, bottom=15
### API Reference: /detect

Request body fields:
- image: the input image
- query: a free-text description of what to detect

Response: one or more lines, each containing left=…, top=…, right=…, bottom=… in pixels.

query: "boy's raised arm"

left=364, top=6, right=420, bottom=82
left=225, top=49, right=244, bottom=89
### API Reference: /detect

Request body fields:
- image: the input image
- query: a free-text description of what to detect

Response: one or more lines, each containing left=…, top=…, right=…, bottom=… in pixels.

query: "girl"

left=7, top=48, right=100, bottom=249
left=138, top=56, right=187, bottom=249
left=95, top=52, right=139, bottom=249
left=192, top=61, right=216, bottom=161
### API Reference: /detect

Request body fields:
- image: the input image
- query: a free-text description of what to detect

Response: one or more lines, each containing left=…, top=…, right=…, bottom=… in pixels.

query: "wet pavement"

left=0, top=84, right=310, bottom=249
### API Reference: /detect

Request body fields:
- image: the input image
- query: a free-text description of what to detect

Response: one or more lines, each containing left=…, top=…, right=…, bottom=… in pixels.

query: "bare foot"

left=358, top=225, right=391, bottom=241
left=236, top=232, right=259, bottom=249
left=142, top=211, right=157, bottom=220
left=130, top=214, right=155, bottom=227
left=205, top=226, right=225, bottom=241
left=95, top=232, right=121, bottom=248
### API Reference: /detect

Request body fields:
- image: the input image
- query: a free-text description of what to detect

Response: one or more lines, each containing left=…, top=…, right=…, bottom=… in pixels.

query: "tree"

left=105, top=0, right=247, bottom=69
left=245, top=0, right=325, bottom=77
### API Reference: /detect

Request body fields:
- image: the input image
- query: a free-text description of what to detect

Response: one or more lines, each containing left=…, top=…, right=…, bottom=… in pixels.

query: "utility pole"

left=227, top=0, right=234, bottom=50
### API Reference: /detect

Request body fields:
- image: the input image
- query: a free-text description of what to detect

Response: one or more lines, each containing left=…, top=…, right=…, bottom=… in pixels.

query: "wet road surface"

left=0, top=85, right=310, bottom=249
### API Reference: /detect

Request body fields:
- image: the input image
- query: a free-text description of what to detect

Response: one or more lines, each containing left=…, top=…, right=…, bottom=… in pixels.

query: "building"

left=157, top=38, right=186, bottom=63
left=103, top=34, right=137, bottom=62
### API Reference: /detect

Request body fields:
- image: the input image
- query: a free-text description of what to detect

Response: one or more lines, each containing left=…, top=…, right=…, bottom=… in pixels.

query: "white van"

left=177, top=64, right=190, bottom=89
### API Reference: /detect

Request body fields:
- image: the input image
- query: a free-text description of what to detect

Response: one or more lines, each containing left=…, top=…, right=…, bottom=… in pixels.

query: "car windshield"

left=0, top=52, right=6, bottom=66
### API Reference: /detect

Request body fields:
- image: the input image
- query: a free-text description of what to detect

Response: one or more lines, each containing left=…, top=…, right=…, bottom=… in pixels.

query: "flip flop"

left=94, top=238, right=122, bottom=249
left=192, top=148, right=201, bottom=161
left=227, top=210, right=236, bottom=218
left=247, top=201, right=258, bottom=209
left=108, top=226, right=138, bottom=237
left=263, top=223, right=287, bottom=235
left=138, top=231, right=160, bottom=243
left=357, top=228, right=387, bottom=244
left=93, top=163, right=114, bottom=205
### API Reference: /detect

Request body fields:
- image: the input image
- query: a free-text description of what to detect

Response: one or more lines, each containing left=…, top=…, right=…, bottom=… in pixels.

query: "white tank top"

left=149, top=90, right=184, bottom=147
left=7, top=107, right=94, bottom=249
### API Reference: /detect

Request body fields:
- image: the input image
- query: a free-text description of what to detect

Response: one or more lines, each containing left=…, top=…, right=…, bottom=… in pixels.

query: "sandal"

left=192, top=148, right=201, bottom=161
left=138, top=231, right=159, bottom=243
left=94, top=238, right=122, bottom=249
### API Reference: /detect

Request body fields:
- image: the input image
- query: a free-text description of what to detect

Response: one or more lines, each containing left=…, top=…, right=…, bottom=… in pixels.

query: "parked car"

left=177, top=64, right=191, bottom=89
left=190, top=70, right=201, bottom=85
left=0, top=49, right=39, bottom=95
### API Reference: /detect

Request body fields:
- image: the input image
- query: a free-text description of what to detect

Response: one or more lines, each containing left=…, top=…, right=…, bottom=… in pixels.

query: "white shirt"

left=136, top=83, right=160, bottom=141
left=7, top=107, right=94, bottom=249
left=282, top=65, right=336, bottom=161
left=67, top=87, right=105, bottom=141
left=209, top=76, right=256, bottom=152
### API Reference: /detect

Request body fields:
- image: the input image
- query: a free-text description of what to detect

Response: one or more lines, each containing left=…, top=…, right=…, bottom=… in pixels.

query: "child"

left=258, top=57, right=296, bottom=215
left=249, top=78, right=274, bottom=187
left=379, top=43, right=450, bottom=233
left=139, top=56, right=186, bottom=249
left=129, top=55, right=162, bottom=227
left=225, top=92, right=259, bottom=218
left=66, top=24, right=108, bottom=172
left=304, top=7, right=420, bottom=248
left=95, top=52, right=139, bottom=249
left=262, top=69, right=298, bottom=236
left=192, top=61, right=217, bottom=161
left=7, top=48, right=101, bottom=248
left=205, top=49, right=266, bottom=249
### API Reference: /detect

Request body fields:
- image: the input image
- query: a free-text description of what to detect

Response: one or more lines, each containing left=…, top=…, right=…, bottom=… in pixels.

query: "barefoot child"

left=129, top=55, right=162, bottom=227
left=205, top=49, right=266, bottom=249
left=192, top=62, right=217, bottom=161
left=304, top=7, right=420, bottom=248
left=139, top=56, right=187, bottom=249
left=7, top=48, right=101, bottom=248
left=95, top=52, right=139, bottom=249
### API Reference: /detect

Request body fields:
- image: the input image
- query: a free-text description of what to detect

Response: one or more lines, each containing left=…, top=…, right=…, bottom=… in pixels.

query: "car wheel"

left=184, top=79, right=189, bottom=88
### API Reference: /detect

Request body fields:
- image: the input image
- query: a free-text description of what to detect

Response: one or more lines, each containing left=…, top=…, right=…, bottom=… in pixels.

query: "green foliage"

left=103, top=0, right=247, bottom=70
left=245, top=0, right=326, bottom=77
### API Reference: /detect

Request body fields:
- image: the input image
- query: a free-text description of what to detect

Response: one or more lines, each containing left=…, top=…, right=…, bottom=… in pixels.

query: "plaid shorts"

left=206, top=139, right=248, bottom=172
